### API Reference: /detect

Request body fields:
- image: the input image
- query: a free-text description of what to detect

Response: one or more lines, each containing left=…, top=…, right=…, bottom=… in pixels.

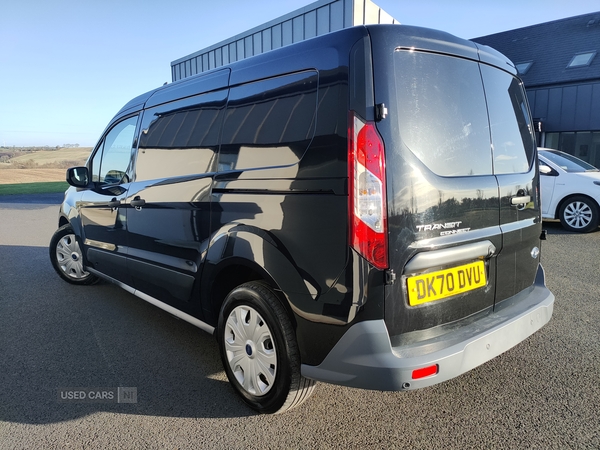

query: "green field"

left=0, top=181, right=68, bottom=196
left=1, top=147, right=92, bottom=171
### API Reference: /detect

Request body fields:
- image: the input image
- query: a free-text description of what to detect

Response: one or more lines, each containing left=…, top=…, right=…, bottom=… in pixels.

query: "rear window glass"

left=393, top=50, right=534, bottom=177
left=480, top=65, right=534, bottom=174
left=394, top=50, right=492, bottom=177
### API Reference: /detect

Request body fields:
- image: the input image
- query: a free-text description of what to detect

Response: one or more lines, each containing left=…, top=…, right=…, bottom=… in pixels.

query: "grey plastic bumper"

left=301, top=265, right=554, bottom=391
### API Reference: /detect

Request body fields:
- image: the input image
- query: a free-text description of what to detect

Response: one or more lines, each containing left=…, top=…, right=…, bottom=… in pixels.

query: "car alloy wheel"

left=559, top=196, right=599, bottom=233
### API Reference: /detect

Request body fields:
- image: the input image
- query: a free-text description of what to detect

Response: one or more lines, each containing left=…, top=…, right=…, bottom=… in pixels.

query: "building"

left=170, top=0, right=397, bottom=82
left=473, top=12, right=600, bottom=167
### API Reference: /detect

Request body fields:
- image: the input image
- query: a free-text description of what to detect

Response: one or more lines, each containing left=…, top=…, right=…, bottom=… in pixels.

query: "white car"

left=538, top=148, right=600, bottom=232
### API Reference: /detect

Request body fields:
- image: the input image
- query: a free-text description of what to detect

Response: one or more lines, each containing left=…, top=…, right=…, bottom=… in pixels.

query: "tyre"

left=558, top=195, right=599, bottom=233
left=217, top=281, right=316, bottom=414
left=49, top=224, right=98, bottom=285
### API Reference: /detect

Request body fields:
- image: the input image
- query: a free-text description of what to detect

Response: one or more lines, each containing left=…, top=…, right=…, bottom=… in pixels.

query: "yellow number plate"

left=406, top=260, right=486, bottom=306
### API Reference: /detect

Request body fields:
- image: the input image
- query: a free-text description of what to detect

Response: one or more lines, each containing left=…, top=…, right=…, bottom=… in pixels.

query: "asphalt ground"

left=0, top=193, right=64, bottom=205
left=0, top=195, right=598, bottom=449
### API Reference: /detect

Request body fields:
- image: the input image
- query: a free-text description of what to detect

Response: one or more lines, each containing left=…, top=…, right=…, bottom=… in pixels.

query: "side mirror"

left=66, top=166, right=90, bottom=188
left=539, top=164, right=557, bottom=176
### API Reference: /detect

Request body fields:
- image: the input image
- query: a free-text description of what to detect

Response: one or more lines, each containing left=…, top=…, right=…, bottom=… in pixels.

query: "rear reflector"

left=348, top=112, right=388, bottom=270
left=412, top=365, right=439, bottom=380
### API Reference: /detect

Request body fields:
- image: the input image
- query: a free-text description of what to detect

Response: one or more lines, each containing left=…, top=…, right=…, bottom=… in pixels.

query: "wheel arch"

left=207, top=259, right=295, bottom=327
left=202, top=226, right=313, bottom=329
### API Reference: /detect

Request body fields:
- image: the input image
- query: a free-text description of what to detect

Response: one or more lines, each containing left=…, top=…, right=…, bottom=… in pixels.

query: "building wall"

left=170, top=0, right=397, bottom=82
left=528, top=82, right=600, bottom=132
left=471, top=12, right=600, bottom=165
left=527, top=81, right=600, bottom=166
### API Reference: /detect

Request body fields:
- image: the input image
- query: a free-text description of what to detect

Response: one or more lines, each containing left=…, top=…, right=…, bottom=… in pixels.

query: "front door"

left=79, top=115, right=139, bottom=285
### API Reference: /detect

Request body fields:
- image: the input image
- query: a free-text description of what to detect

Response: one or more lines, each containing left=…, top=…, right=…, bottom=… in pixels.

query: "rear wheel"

left=217, top=281, right=316, bottom=414
left=558, top=196, right=599, bottom=233
left=49, top=224, right=98, bottom=285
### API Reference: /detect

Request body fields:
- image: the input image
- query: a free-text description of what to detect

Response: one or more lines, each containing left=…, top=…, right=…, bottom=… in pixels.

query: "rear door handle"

left=511, top=195, right=530, bottom=205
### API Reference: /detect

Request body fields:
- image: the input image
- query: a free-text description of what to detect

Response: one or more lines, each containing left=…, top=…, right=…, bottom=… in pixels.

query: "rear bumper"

left=301, top=264, right=554, bottom=391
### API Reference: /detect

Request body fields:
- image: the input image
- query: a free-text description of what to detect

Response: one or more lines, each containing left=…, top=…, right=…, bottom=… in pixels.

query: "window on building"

left=567, top=51, right=596, bottom=68
left=545, top=133, right=559, bottom=150
left=515, top=61, right=533, bottom=75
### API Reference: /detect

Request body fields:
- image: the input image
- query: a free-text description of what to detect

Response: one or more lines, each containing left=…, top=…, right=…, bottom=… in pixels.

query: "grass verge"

left=0, top=182, right=69, bottom=196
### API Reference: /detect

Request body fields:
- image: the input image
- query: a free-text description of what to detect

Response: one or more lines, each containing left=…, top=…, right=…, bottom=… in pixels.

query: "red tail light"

left=348, top=112, right=388, bottom=270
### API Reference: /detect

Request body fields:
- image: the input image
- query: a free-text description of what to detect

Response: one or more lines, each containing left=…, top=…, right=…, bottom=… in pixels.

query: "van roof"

left=115, top=24, right=516, bottom=116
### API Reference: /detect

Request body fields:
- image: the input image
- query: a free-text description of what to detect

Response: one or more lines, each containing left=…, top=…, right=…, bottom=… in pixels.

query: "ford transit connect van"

left=50, top=24, right=554, bottom=414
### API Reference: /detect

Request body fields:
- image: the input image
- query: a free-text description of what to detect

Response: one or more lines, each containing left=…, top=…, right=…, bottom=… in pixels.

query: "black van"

left=50, top=24, right=554, bottom=414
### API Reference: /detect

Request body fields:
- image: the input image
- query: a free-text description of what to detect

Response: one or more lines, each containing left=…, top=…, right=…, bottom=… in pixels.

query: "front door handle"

left=130, top=196, right=146, bottom=209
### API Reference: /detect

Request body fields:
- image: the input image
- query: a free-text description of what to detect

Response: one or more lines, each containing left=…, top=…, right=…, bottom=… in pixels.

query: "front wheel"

left=49, top=224, right=98, bottom=285
left=217, top=281, right=316, bottom=414
left=558, top=196, right=599, bottom=233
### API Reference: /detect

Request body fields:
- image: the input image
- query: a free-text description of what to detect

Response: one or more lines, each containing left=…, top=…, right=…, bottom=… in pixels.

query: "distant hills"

left=0, top=147, right=92, bottom=169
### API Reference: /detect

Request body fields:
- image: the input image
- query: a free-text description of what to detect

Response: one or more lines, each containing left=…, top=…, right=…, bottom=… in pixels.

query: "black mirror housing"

left=66, top=166, right=90, bottom=188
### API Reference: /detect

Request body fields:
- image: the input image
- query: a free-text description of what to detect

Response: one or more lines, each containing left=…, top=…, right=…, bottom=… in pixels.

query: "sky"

left=1, top=0, right=597, bottom=147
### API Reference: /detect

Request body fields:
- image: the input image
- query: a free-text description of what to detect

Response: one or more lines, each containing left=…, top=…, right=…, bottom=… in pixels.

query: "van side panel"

left=124, top=87, right=229, bottom=314
left=202, top=32, right=389, bottom=364
left=208, top=68, right=351, bottom=317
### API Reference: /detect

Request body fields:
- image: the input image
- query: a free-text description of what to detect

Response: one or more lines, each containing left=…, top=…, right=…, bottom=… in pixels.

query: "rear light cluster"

left=348, top=113, right=388, bottom=270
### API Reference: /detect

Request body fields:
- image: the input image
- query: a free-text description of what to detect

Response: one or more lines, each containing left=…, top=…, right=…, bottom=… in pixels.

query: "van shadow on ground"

left=0, top=245, right=255, bottom=424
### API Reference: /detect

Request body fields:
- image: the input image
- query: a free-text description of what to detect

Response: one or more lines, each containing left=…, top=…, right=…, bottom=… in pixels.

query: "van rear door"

left=367, top=27, right=540, bottom=340
left=477, top=61, right=540, bottom=302
left=383, top=46, right=500, bottom=338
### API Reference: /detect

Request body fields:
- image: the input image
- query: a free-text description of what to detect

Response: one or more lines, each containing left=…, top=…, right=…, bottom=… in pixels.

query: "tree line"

left=0, top=145, right=80, bottom=152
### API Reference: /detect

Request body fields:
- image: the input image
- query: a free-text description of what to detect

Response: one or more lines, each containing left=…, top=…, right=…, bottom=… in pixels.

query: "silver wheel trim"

left=564, top=201, right=593, bottom=229
left=55, top=233, right=89, bottom=279
left=224, top=305, right=277, bottom=396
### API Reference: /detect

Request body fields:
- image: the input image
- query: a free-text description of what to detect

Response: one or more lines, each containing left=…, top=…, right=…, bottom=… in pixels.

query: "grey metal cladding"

left=170, top=0, right=399, bottom=81
left=472, top=11, right=600, bottom=88
left=473, top=12, right=600, bottom=133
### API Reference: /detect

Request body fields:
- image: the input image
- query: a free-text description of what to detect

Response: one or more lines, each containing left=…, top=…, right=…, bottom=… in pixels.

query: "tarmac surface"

left=0, top=193, right=64, bottom=204
left=0, top=195, right=598, bottom=449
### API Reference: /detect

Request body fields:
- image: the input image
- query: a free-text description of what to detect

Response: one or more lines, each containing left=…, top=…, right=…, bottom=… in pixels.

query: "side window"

left=218, top=71, right=318, bottom=171
left=480, top=65, right=535, bottom=174
left=136, top=89, right=227, bottom=181
left=91, top=116, right=138, bottom=184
